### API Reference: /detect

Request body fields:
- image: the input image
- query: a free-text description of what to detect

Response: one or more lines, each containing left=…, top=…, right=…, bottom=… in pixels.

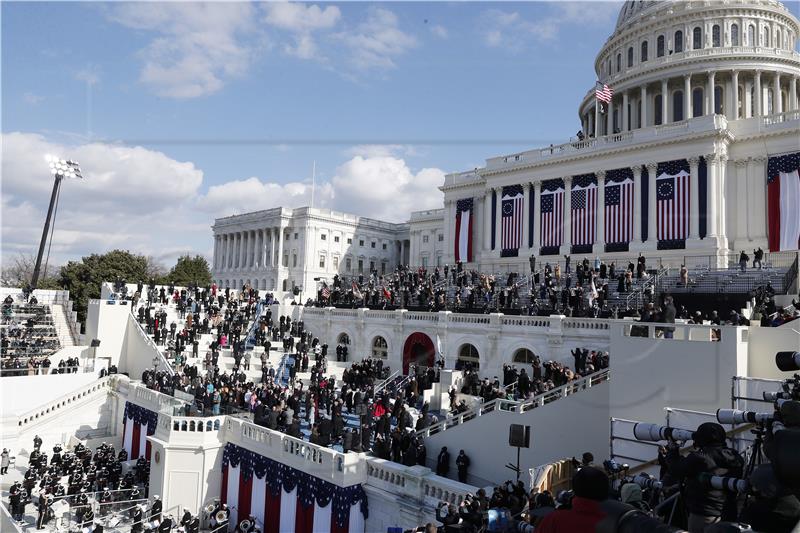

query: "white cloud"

left=330, top=156, right=444, bottom=221
left=264, top=2, right=341, bottom=61
left=482, top=2, right=619, bottom=51
left=75, top=66, right=101, bottom=86
left=334, top=7, right=417, bottom=71
left=197, top=177, right=334, bottom=216
left=429, top=24, right=449, bottom=39
left=1, top=132, right=206, bottom=266
left=105, top=2, right=258, bottom=98
left=23, top=92, right=44, bottom=105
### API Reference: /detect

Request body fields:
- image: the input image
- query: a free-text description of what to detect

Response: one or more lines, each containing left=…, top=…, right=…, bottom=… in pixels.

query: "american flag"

left=571, top=184, right=597, bottom=246
left=596, top=82, right=613, bottom=104
left=501, top=185, right=524, bottom=255
left=320, top=284, right=330, bottom=299
left=605, top=178, right=634, bottom=243
left=540, top=182, right=564, bottom=248
left=657, top=161, right=690, bottom=241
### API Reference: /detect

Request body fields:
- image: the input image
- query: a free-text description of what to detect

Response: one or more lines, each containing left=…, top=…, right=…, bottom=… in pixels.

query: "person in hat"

left=131, top=504, right=144, bottom=533
left=535, top=466, right=610, bottom=532
left=1, top=448, right=10, bottom=474
left=665, top=422, right=744, bottom=532
left=149, top=495, right=162, bottom=522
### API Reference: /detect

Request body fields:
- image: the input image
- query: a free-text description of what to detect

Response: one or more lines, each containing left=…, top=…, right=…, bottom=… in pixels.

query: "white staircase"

left=50, top=303, right=78, bottom=347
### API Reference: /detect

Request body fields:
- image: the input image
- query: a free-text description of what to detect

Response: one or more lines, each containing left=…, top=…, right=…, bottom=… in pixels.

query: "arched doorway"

left=456, top=343, right=480, bottom=370
left=337, top=333, right=350, bottom=346
left=513, top=348, right=536, bottom=364
left=372, top=336, right=388, bottom=358
left=402, top=332, right=435, bottom=374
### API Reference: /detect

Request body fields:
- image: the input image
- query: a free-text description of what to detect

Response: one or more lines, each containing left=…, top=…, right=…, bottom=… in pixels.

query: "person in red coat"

left=535, top=467, right=610, bottom=533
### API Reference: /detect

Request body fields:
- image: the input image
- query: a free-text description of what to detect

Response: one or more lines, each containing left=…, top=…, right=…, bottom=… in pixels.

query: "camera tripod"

left=744, top=425, right=767, bottom=478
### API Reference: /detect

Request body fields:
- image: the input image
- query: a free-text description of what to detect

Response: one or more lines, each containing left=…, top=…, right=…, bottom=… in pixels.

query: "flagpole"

left=594, top=83, right=600, bottom=138
left=311, top=160, right=316, bottom=209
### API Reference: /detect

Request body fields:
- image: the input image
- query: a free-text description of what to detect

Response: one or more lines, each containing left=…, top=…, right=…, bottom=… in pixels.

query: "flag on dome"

left=767, top=152, right=800, bottom=251
left=454, top=198, right=473, bottom=262
left=595, top=82, right=613, bottom=104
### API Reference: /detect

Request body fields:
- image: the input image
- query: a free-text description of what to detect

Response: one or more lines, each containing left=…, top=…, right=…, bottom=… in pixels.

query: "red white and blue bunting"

left=122, top=401, right=158, bottom=461
left=221, top=443, right=368, bottom=533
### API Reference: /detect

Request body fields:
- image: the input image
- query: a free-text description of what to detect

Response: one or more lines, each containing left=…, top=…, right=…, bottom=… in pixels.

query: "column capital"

left=494, top=186, right=503, bottom=193
left=705, top=153, right=719, bottom=164
left=563, top=175, right=573, bottom=185
left=595, top=170, right=606, bottom=181
left=752, top=155, right=767, bottom=163
left=522, top=182, right=531, bottom=191
left=645, top=162, right=658, bottom=172
left=687, top=156, right=701, bottom=166
left=631, top=165, right=643, bottom=176
left=719, top=154, right=729, bottom=164
left=533, top=180, right=542, bottom=190
left=734, top=158, right=749, bottom=168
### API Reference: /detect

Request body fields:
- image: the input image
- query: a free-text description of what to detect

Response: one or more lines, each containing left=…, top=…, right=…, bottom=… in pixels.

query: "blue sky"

left=1, top=1, right=667, bottom=267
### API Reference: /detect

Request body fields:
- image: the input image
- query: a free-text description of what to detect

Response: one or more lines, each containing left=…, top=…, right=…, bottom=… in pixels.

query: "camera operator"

left=739, top=465, right=800, bottom=533
left=435, top=501, right=460, bottom=532
left=535, top=466, right=610, bottom=532
left=664, top=422, right=744, bottom=532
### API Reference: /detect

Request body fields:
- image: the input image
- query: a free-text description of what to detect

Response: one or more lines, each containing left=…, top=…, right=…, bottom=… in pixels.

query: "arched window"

left=654, top=94, right=663, bottom=125
left=657, top=35, right=665, bottom=57
left=712, top=24, right=721, bottom=47
left=513, top=348, right=537, bottom=365
left=776, top=29, right=781, bottom=49
left=337, top=333, right=350, bottom=345
left=764, top=27, right=770, bottom=47
left=673, top=90, right=684, bottom=121
left=731, top=24, right=739, bottom=46
left=693, top=27, right=702, bottom=49
left=641, top=41, right=648, bottom=62
left=748, top=25, right=755, bottom=46
left=372, top=336, right=388, bottom=358
left=627, top=46, right=634, bottom=67
left=674, top=30, right=684, bottom=52
left=616, top=53, right=621, bottom=72
left=692, top=87, right=704, bottom=117
left=456, top=344, right=480, bottom=370
left=714, top=85, right=724, bottom=114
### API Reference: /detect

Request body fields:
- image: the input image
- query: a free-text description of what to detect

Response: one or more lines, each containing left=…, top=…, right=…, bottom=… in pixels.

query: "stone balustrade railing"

left=15, top=375, right=115, bottom=429
left=365, top=458, right=477, bottom=508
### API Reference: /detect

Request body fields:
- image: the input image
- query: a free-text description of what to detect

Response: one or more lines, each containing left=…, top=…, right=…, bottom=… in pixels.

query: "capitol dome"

left=578, top=0, right=800, bottom=136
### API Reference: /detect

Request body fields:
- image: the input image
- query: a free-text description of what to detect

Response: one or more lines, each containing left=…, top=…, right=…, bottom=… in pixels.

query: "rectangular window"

left=292, top=254, right=297, bottom=267
left=346, top=258, right=352, bottom=272
left=436, top=256, right=442, bottom=267
left=320, top=234, right=326, bottom=241
left=319, top=254, right=325, bottom=268
left=294, top=233, right=298, bottom=239
left=359, top=240, right=365, bottom=246
left=421, top=257, right=428, bottom=268
left=369, top=261, right=375, bottom=272
left=283, top=255, right=289, bottom=267
left=381, top=262, right=386, bottom=274
left=333, top=256, right=339, bottom=269
left=371, top=241, right=376, bottom=248
left=358, top=260, right=363, bottom=273
left=334, top=236, right=340, bottom=243
left=382, top=243, right=387, bottom=250
left=438, top=234, right=444, bottom=242
left=423, top=235, right=429, bottom=243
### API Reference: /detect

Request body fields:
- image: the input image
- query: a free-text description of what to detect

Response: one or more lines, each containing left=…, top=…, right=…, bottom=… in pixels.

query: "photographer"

left=435, top=501, right=460, bottom=532
left=665, top=422, right=744, bottom=532
left=536, top=466, right=610, bottom=532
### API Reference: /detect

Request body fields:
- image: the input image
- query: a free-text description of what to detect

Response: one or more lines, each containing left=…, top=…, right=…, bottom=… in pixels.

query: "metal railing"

left=374, top=369, right=400, bottom=394
left=417, top=368, right=610, bottom=438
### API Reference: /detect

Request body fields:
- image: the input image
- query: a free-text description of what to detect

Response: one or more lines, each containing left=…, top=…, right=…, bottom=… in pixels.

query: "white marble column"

left=647, top=163, right=658, bottom=244
left=707, top=71, right=716, bottom=114
left=640, top=85, right=648, bottom=127
left=735, top=159, right=749, bottom=244
left=494, top=187, right=502, bottom=253
left=607, top=97, right=614, bottom=134
left=443, top=200, right=453, bottom=263
left=483, top=191, right=493, bottom=253
left=754, top=71, right=762, bottom=116
left=774, top=72, right=782, bottom=114
left=688, top=157, right=700, bottom=240
left=596, top=172, right=606, bottom=252
left=226, top=234, right=233, bottom=270
left=661, top=79, right=669, bottom=124
left=231, top=233, right=238, bottom=269
left=684, top=74, right=692, bottom=119
left=718, top=155, right=728, bottom=244
left=212, top=236, right=219, bottom=271
left=706, top=154, right=719, bottom=238
left=532, top=181, right=541, bottom=252
left=277, top=227, right=285, bottom=268
left=790, top=76, right=797, bottom=111
left=522, top=183, right=531, bottom=252
left=731, top=70, right=739, bottom=120
left=563, top=176, right=573, bottom=252
left=632, top=166, right=642, bottom=243
left=622, top=92, right=629, bottom=131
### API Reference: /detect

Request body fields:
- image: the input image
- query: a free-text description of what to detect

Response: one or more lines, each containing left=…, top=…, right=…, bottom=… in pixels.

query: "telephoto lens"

left=763, top=390, right=792, bottom=402
left=776, top=351, right=800, bottom=372
left=633, top=423, right=695, bottom=442
left=716, top=409, right=773, bottom=425
left=699, top=473, right=750, bottom=493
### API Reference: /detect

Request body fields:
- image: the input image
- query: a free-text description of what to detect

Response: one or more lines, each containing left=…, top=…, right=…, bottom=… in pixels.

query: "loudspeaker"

left=90, top=339, right=101, bottom=348
left=509, top=424, right=531, bottom=448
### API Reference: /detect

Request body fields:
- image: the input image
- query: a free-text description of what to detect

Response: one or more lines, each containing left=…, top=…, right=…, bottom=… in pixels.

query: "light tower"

left=30, top=156, right=83, bottom=289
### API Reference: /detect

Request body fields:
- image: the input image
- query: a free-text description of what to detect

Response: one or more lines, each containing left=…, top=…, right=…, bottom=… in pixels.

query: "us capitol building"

left=211, top=0, right=799, bottom=293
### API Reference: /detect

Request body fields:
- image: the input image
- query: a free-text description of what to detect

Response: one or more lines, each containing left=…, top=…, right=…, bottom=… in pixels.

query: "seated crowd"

left=1, top=294, right=63, bottom=377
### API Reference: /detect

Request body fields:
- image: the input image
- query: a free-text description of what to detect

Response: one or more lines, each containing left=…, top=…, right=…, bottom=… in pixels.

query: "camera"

left=611, top=473, right=663, bottom=492
left=632, top=423, right=694, bottom=442
left=776, top=351, right=800, bottom=372
left=716, top=408, right=773, bottom=425
left=697, top=473, right=750, bottom=493
left=763, top=390, right=794, bottom=401
left=604, top=459, right=629, bottom=475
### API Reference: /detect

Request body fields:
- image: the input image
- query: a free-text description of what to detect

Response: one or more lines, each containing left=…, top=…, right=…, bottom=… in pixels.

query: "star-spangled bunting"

left=124, top=401, right=158, bottom=434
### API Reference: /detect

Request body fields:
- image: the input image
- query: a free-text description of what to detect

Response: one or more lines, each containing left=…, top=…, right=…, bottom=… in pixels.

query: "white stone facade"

left=212, top=207, right=413, bottom=293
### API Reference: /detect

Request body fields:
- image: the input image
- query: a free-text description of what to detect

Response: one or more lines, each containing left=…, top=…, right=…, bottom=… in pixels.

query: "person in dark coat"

left=456, top=450, right=471, bottom=483
left=436, top=446, right=450, bottom=477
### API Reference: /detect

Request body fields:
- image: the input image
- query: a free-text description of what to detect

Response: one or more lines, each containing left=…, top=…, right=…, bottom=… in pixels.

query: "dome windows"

left=692, top=26, right=703, bottom=49
left=712, top=24, right=721, bottom=47
left=616, top=53, right=621, bottom=73
left=627, top=46, right=634, bottom=67
left=641, top=41, right=648, bottom=62
left=657, top=35, right=665, bottom=57
left=748, top=24, right=755, bottom=46
left=731, top=24, right=739, bottom=46
left=674, top=30, right=684, bottom=52
left=764, top=26, right=770, bottom=47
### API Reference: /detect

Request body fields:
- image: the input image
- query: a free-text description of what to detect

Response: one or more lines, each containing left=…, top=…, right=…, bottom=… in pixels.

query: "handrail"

left=417, top=368, right=610, bottom=438
left=128, top=307, right=175, bottom=377
left=16, top=375, right=115, bottom=428
left=244, top=300, right=264, bottom=350
left=374, top=369, right=400, bottom=394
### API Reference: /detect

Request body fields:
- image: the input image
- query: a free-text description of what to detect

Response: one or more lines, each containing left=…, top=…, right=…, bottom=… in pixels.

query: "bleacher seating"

left=1, top=297, right=63, bottom=376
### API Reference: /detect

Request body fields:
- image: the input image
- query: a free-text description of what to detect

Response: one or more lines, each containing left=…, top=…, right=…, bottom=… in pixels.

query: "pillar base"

left=629, top=240, right=658, bottom=253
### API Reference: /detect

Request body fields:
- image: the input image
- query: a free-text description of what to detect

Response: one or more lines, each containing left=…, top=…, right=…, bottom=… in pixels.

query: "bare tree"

left=0, top=253, right=60, bottom=287
left=144, top=255, right=168, bottom=280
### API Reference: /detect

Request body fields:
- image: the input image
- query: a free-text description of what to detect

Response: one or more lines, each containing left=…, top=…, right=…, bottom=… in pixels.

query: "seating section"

left=1, top=298, right=63, bottom=376
left=658, top=264, right=788, bottom=294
